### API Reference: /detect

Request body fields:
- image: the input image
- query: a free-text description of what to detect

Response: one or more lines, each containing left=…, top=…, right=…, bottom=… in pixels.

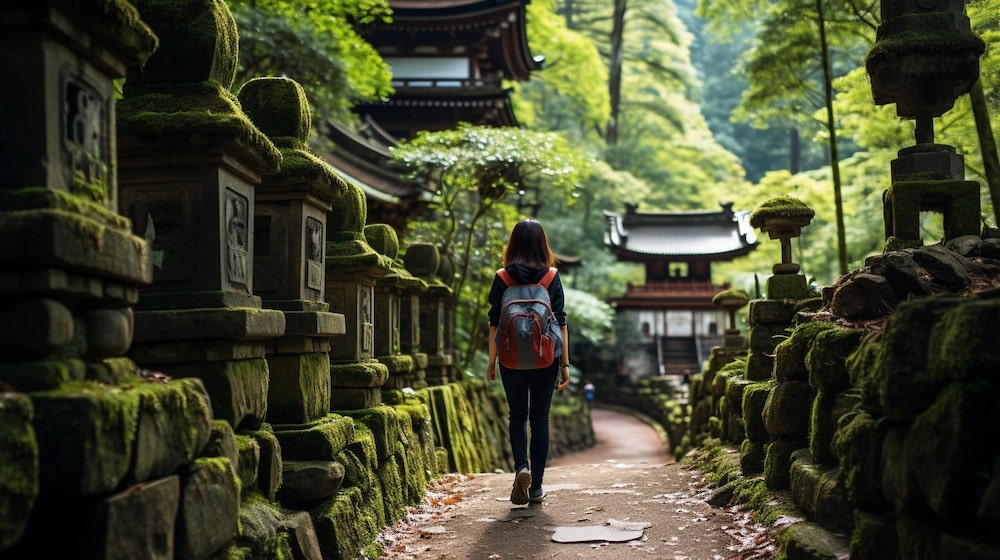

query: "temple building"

left=328, top=0, right=544, bottom=233
left=604, top=203, right=757, bottom=380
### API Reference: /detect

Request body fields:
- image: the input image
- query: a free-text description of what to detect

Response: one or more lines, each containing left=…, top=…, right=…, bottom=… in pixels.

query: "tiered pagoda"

left=328, top=0, right=543, bottom=233
left=604, top=203, right=758, bottom=380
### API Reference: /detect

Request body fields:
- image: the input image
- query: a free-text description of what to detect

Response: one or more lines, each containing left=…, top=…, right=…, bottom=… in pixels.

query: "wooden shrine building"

left=604, top=203, right=757, bottom=380
left=326, top=0, right=544, bottom=233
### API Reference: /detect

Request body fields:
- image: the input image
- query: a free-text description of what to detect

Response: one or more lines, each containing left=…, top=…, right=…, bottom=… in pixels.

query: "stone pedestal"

left=0, top=2, right=218, bottom=556
left=117, top=0, right=285, bottom=431
left=325, top=184, right=392, bottom=410
left=404, top=244, right=455, bottom=386
left=237, top=76, right=349, bottom=425
left=883, top=144, right=981, bottom=250
left=365, top=224, right=427, bottom=391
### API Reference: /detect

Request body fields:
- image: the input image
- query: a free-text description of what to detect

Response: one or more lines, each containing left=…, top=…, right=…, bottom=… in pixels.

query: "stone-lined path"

left=374, top=405, right=776, bottom=559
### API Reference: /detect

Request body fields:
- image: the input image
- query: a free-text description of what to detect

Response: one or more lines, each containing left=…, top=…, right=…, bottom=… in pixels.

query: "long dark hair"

left=502, top=218, right=556, bottom=268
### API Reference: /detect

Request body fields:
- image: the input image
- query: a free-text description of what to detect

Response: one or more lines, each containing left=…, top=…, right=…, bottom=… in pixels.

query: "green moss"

left=236, top=77, right=311, bottom=148
left=0, top=393, right=38, bottom=548
left=268, top=149, right=349, bottom=198
left=713, top=288, right=750, bottom=308
left=233, top=433, right=261, bottom=495
left=314, top=487, right=380, bottom=560
left=867, top=11, right=986, bottom=65
left=0, top=186, right=131, bottom=227
left=123, top=0, right=238, bottom=90
left=928, top=300, right=1000, bottom=382
left=749, top=196, right=815, bottom=229
left=234, top=492, right=291, bottom=559
left=773, top=321, right=837, bottom=381
left=73, top=0, right=158, bottom=66
left=118, top=81, right=280, bottom=170
left=329, top=361, right=389, bottom=387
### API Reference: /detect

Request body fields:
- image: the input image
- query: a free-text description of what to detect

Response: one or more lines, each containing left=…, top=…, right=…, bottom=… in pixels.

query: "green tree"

left=391, top=124, right=590, bottom=368
left=698, top=0, right=879, bottom=275
left=225, top=0, right=393, bottom=132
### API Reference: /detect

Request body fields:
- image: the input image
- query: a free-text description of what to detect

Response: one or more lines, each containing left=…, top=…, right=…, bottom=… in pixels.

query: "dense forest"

left=225, top=0, right=999, bottom=375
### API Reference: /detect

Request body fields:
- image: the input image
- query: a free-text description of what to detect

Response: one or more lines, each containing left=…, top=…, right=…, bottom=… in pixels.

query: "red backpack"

left=495, top=267, right=563, bottom=370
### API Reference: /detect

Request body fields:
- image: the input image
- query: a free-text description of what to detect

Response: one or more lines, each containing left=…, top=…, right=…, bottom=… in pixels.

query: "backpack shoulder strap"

left=538, top=267, right=558, bottom=288
left=496, top=268, right=514, bottom=286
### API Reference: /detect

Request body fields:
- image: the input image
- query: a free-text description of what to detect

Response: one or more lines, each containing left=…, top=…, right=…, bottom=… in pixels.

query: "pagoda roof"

left=354, top=85, right=518, bottom=137
left=368, top=0, right=543, bottom=81
left=322, top=117, right=435, bottom=232
left=604, top=203, right=758, bottom=262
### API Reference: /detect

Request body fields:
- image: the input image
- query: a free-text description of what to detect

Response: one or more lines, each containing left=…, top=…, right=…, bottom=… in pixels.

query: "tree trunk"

left=606, top=0, right=627, bottom=146
left=816, top=0, right=848, bottom=275
left=970, top=79, right=1000, bottom=227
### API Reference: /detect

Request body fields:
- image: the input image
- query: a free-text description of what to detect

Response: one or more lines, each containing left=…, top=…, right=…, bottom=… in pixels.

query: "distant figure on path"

left=582, top=379, right=595, bottom=412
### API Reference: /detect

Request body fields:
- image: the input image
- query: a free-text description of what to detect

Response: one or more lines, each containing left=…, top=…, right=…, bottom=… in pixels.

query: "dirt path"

left=374, top=405, right=775, bottom=559
left=549, top=405, right=674, bottom=467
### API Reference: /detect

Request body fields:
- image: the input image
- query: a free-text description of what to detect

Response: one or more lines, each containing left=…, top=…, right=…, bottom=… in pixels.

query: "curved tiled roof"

left=373, top=0, right=543, bottom=80
left=604, top=203, right=758, bottom=261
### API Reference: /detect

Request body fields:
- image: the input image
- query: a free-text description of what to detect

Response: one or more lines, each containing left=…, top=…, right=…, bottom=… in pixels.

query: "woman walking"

left=486, top=218, right=571, bottom=505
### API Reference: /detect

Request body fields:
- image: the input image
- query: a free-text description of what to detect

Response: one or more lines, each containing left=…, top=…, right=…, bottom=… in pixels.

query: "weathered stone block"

left=0, top=393, right=37, bottom=550
left=763, top=379, right=816, bottom=438
left=807, top=327, right=864, bottom=393
left=171, top=358, right=270, bottom=431
left=234, top=433, right=261, bottom=496
left=278, top=460, right=345, bottom=502
left=928, top=299, right=1000, bottom=383
left=877, top=297, right=963, bottom=421
left=766, top=273, right=811, bottom=300
left=280, top=511, right=323, bottom=560
left=271, top=414, right=355, bottom=461
left=342, top=405, right=399, bottom=461
left=267, top=352, right=331, bottom=424
left=126, top=378, right=213, bottom=484
left=764, top=437, right=806, bottom=490
left=88, top=475, right=180, bottom=560
left=749, top=299, right=798, bottom=325
left=906, top=382, right=999, bottom=524
left=834, top=411, right=887, bottom=508
left=252, top=426, right=283, bottom=501
left=312, top=487, right=379, bottom=560
left=742, top=381, right=774, bottom=442
left=201, top=419, right=238, bottom=468
left=32, top=383, right=140, bottom=494
left=331, top=387, right=383, bottom=410
left=176, top=457, right=240, bottom=560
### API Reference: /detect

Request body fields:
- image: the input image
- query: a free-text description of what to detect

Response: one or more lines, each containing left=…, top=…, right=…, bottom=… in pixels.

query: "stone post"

left=116, top=0, right=286, bottom=432
left=325, top=184, right=392, bottom=409
left=736, top=196, right=818, bottom=474
left=365, top=224, right=428, bottom=392
left=404, top=244, right=455, bottom=386
left=866, top=0, right=985, bottom=250
left=400, top=261, right=430, bottom=390
left=1, top=2, right=219, bottom=557
left=236, top=76, right=348, bottom=425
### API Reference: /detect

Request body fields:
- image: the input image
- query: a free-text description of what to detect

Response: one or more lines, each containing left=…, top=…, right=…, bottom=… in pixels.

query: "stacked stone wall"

left=693, top=246, right=1000, bottom=559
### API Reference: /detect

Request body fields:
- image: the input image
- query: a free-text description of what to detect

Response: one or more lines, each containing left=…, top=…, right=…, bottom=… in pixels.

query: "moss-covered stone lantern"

left=749, top=196, right=815, bottom=275
left=749, top=196, right=815, bottom=301
left=713, top=289, right=750, bottom=333
left=865, top=0, right=985, bottom=250
left=713, top=288, right=749, bottom=349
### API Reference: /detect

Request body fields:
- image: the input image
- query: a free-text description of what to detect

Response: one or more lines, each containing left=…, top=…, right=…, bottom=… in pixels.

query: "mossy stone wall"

left=690, top=295, right=1000, bottom=559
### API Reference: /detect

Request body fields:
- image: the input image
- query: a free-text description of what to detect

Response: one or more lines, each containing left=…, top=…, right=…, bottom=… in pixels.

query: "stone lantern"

left=749, top=196, right=814, bottom=273
left=712, top=288, right=749, bottom=349
left=866, top=0, right=985, bottom=250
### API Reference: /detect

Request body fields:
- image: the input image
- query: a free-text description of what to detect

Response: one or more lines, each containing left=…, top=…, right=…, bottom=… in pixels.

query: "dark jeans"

left=499, top=363, right=558, bottom=490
